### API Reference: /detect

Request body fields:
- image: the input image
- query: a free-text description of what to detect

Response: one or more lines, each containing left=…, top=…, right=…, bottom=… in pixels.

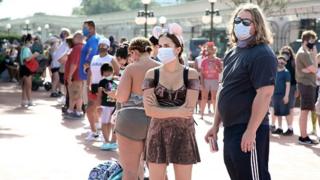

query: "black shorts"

left=59, top=72, right=64, bottom=84
left=297, top=83, right=316, bottom=111
left=19, top=65, right=32, bottom=77
left=51, top=67, right=59, bottom=73
left=272, top=95, right=290, bottom=116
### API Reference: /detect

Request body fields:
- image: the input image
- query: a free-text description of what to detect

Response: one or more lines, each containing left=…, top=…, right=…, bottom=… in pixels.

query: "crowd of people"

left=1, top=2, right=320, bottom=180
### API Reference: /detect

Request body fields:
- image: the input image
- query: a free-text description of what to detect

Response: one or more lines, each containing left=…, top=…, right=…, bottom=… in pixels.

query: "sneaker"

left=298, top=136, right=319, bottom=145
left=57, top=96, right=66, bottom=105
left=50, top=92, right=60, bottom=98
left=283, top=129, right=294, bottom=136
left=21, top=101, right=28, bottom=108
left=100, top=143, right=118, bottom=151
left=85, top=132, right=100, bottom=141
left=270, top=125, right=276, bottom=132
left=272, top=128, right=283, bottom=135
left=28, top=101, right=36, bottom=106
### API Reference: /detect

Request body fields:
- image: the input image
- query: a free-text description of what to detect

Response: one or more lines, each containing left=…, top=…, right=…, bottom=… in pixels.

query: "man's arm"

left=241, top=85, right=274, bottom=153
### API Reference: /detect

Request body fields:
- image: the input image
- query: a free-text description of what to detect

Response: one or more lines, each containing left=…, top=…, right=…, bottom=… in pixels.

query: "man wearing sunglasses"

left=205, top=3, right=276, bottom=180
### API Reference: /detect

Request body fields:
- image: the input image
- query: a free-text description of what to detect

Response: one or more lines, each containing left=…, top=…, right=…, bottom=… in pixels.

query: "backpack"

left=88, top=160, right=123, bottom=180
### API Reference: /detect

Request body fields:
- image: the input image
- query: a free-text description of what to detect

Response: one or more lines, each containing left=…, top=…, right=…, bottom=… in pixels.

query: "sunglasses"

left=234, top=17, right=253, bottom=26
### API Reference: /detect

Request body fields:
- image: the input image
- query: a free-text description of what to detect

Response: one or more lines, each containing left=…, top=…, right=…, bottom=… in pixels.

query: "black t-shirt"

left=98, top=79, right=118, bottom=107
left=218, top=44, right=277, bottom=127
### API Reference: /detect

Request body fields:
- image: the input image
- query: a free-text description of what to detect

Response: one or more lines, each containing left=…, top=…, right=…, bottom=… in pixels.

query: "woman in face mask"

left=115, top=37, right=161, bottom=180
left=142, top=23, right=201, bottom=180
left=19, top=34, right=39, bottom=107
left=277, top=46, right=296, bottom=136
left=115, top=43, right=129, bottom=77
left=85, top=38, right=120, bottom=141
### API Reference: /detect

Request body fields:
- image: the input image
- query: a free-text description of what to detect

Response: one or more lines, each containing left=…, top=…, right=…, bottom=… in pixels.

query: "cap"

left=98, top=38, right=110, bottom=47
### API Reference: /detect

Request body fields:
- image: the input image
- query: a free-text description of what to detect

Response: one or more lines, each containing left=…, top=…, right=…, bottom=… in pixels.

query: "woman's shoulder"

left=186, top=67, right=199, bottom=79
left=145, top=66, right=161, bottom=79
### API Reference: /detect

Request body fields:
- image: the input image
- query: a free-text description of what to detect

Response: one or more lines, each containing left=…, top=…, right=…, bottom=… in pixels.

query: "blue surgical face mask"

left=157, top=48, right=176, bottom=64
left=82, top=27, right=90, bottom=37
left=234, top=23, right=252, bottom=41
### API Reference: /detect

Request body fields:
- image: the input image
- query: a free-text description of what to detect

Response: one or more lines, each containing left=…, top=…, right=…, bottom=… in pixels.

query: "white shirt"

left=90, top=54, right=113, bottom=84
left=51, top=41, right=69, bottom=68
left=195, top=55, right=203, bottom=69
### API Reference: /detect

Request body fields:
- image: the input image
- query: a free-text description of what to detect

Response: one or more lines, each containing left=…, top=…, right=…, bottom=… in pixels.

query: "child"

left=271, top=56, right=291, bottom=134
left=97, top=63, right=118, bottom=150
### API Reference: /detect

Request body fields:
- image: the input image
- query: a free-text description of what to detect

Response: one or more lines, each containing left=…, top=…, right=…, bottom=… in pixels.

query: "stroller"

left=31, top=56, right=52, bottom=91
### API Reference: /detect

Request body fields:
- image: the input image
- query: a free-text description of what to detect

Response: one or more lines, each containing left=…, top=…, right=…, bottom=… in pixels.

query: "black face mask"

left=307, top=42, right=315, bottom=49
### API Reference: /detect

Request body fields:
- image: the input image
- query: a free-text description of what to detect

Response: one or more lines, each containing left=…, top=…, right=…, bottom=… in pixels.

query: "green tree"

left=73, top=0, right=158, bottom=15
left=228, top=0, right=288, bottom=14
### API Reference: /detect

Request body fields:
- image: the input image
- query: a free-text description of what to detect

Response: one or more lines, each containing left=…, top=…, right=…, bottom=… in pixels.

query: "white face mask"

left=105, top=75, right=113, bottom=81
left=157, top=48, right=176, bottom=64
left=234, top=23, right=251, bottom=41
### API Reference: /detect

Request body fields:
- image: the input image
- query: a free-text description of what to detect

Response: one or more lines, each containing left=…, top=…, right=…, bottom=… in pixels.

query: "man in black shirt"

left=205, top=3, right=276, bottom=180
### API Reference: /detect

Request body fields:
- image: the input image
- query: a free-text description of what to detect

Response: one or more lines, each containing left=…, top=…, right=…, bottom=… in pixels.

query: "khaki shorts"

left=204, top=79, right=219, bottom=91
left=68, top=81, right=83, bottom=100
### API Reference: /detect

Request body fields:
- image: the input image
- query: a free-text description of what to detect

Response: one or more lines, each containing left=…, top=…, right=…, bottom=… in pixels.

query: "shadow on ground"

left=61, top=118, right=86, bottom=129
left=76, top=132, right=119, bottom=161
left=0, top=127, right=24, bottom=139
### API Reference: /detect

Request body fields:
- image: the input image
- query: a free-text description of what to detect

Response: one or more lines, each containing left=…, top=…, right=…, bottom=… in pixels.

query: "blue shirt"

left=274, top=69, right=291, bottom=96
left=218, top=44, right=277, bottom=127
left=79, top=34, right=100, bottom=80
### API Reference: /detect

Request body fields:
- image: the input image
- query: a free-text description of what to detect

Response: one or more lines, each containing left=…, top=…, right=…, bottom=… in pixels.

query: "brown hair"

left=228, top=3, right=273, bottom=47
left=128, top=37, right=152, bottom=54
left=301, top=30, right=318, bottom=42
left=84, top=20, right=95, bottom=29
left=280, top=45, right=295, bottom=68
left=159, top=33, right=184, bottom=64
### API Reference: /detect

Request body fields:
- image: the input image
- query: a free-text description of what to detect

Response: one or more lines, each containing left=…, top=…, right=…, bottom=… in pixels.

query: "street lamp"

left=159, top=16, right=167, bottom=28
left=6, top=24, right=11, bottom=36
left=202, top=0, right=222, bottom=41
left=37, top=26, right=42, bottom=33
left=135, top=0, right=157, bottom=37
left=44, top=24, right=50, bottom=41
left=24, top=19, right=31, bottom=34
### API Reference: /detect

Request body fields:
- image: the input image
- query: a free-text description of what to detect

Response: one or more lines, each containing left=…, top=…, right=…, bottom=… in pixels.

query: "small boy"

left=97, top=63, right=118, bottom=150
left=271, top=56, right=291, bottom=134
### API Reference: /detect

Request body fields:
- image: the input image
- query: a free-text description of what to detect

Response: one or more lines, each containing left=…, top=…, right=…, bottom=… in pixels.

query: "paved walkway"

left=0, top=82, right=320, bottom=180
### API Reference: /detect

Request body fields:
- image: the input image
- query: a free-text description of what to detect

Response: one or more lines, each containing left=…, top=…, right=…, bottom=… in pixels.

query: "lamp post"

left=6, top=24, right=11, bottom=36
left=159, top=16, right=167, bottom=28
left=202, top=0, right=222, bottom=41
left=44, top=24, right=50, bottom=41
left=24, top=20, right=31, bottom=34
left=135, top=0, right=157, bottom=37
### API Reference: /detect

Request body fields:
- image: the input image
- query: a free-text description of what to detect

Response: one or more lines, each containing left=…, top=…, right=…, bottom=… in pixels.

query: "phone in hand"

left=209, top=137, right=219, bottom=153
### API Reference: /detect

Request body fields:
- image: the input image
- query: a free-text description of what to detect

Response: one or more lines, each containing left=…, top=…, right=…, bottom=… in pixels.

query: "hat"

left=99, top=38, right=110, bottom=47
left=60, top=28, right=71, bottom=34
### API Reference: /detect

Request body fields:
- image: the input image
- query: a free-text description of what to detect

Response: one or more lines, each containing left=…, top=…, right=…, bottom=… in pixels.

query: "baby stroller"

left=31, top=56, right=52, bottom=91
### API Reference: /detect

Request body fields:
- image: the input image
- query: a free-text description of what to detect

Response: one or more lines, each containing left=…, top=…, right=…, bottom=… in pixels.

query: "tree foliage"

left=228, top=0, right=288, bottom=14
left=73, top=0, right=158, bottom=15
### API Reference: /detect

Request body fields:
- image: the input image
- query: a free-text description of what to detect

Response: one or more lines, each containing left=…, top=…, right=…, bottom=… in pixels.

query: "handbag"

left=25, top=57, right=39, bottom=73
